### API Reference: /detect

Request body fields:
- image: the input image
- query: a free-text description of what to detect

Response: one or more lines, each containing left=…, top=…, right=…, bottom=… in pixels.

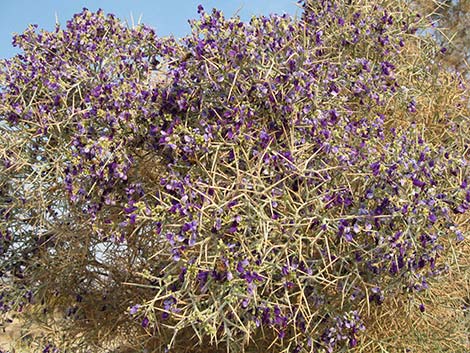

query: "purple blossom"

left=129, top=304, right=140, bottom=315
left=370, top=161, right=381, bottom=176
left=236, top=259, right=249, bottom=274
left=142, top=317, right=149, bottom=328
left=412, top=178, right=426, bottom=188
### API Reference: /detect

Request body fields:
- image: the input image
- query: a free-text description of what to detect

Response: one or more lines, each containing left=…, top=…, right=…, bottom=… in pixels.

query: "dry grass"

left=359, top=238, right=469, bottom=353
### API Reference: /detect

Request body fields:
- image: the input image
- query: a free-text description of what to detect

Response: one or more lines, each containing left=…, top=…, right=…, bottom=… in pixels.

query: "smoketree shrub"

left=0, top=0, right=468, bottom=352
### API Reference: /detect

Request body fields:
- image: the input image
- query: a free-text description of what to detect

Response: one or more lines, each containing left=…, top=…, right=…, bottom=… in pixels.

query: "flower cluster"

left=0, top=1, right=468, bottom=352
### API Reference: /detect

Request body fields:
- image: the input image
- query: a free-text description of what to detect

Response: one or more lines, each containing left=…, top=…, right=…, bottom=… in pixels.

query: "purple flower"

left=129, top=304, right=140, bottom=315
left=344, top=232, right=354, bottom=242
left=455, top=230, right=464, bottom=242
left=455, top=204, right=467, bottom=214
left=412, top=178, right=426, bottom=188
left=380, top=61, right=395, bottom=76
left=261, top=307, right=271, bottom=325
left=236, top=259, right=249, bottom=274
left=142, top=317, right=149, bottom=328
left=197, top=270, right=209, bottom=285
left=182, top=220, right=198, bottom=233
left=243, top=271, right=263, bottom=283
left=370, top=161, right=381, bottom=176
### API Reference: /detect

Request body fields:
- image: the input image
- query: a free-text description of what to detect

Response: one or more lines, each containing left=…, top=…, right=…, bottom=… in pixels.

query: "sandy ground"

left=0, top=318, right=22, bottom=352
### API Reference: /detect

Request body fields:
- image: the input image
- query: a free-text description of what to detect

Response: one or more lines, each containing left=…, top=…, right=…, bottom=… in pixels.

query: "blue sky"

left=0, top=0, right=300, bottom=59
